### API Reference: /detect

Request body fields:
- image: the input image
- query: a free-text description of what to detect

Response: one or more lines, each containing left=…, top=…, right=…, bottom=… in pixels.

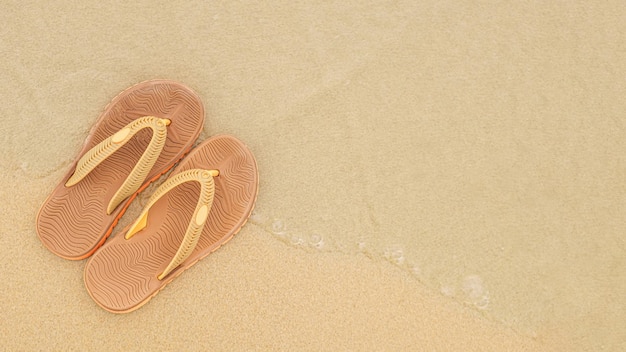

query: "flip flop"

left=36, top=80, right=204, bottom=260
left=84, top=135, right=259, bottom=313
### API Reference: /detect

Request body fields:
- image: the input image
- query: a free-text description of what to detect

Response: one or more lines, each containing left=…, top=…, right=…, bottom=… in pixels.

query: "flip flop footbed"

left=84, top=135, right=258, bottom=313
left=37, top=80, right=204, bottom=259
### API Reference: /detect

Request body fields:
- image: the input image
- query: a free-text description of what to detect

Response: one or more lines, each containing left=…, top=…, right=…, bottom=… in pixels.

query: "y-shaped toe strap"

left=124, top=168, right=219, bottom=280
left=65, top=116, right=171, bottom=214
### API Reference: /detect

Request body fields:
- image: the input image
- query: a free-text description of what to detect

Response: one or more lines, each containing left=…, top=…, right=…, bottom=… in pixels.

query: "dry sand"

left=1, top=1, right=624, bottom=350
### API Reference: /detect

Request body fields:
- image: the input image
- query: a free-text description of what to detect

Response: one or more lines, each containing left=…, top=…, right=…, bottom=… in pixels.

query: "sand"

left=1, top=1, right=624, bottom=350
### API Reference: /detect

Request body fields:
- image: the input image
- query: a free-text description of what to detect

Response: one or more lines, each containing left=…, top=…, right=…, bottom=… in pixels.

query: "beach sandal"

left=84, top=135, right=258, bottom=313
left=36, top=80, right=204, bottom=260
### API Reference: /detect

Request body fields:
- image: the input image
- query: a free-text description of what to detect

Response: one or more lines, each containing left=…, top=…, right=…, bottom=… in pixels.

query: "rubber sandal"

left=84, top=135, right=259, bottom=313
left=36, top=80, right=204, bottom=260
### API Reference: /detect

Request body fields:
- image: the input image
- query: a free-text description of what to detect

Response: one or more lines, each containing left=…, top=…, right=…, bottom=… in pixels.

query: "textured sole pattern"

left=84, top=135, right=259, bottom=313
left=36, top=80, right=204, bottom=259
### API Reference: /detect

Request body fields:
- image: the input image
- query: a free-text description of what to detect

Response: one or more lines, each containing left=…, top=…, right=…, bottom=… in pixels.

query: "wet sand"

left=1, top=1, right=624, bottom=350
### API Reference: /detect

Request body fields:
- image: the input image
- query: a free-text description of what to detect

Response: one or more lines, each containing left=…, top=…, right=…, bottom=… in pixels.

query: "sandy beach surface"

left=1, top=1, right=624, bottom=350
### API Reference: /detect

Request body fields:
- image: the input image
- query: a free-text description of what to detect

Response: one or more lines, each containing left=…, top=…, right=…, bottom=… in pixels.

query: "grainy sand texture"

left=1, top=1, right=625, bottom=351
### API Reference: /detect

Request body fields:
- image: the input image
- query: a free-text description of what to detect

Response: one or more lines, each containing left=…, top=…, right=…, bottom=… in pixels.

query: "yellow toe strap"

left=65, top=116, right=171, bottom=214
left=124, top=168, right=218, bottom=280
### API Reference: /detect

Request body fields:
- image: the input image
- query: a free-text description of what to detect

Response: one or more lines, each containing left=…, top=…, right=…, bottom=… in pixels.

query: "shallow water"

left=220, top=4, right=626, bottom=347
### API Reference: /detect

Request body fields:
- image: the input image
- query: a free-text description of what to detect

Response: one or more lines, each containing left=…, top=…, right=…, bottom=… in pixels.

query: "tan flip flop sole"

left=36, top=80, right=204, bottom=260
left=84, top=135, right=259, bottom=313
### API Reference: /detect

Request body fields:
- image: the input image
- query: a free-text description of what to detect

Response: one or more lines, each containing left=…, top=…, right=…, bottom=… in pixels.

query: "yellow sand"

left=1, top=1, right=624, bottom=350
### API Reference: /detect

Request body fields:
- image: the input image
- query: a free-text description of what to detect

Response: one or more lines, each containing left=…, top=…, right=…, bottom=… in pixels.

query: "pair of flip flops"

left=36, top=80, right=259, bottom=313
